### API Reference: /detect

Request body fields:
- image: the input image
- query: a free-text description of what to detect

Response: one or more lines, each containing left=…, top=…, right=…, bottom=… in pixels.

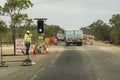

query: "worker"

left=24, top=30, right=32, bottom=55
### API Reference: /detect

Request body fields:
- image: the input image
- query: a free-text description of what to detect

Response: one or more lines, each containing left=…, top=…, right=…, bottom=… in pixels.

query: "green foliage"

left=83, top=20, right=110, bottom=41
left=0, top=6, right=2, bottom=15
left=1, top=0, right=33, bottom=42
left=81, top=14, right=120, bottom=45
left=81, top=27, right=91, bottom=35
left=3, top=0, right=33, bottom=15
left=0, top=20, right=7, bottom=32
left=0, top=20, right=12, bottom=41
left=109, top=14, right=120, bottom=27
left=1, top=0, right=63, bottom=43
left=45, top=24, right=64, bottom=37
left=110, top=27, right=120, bottom=45
left=109, top=14, right=120, bottom=45
left=12, top=13, right=28, bottom=27
left=2, top=0, right=33, bottom=27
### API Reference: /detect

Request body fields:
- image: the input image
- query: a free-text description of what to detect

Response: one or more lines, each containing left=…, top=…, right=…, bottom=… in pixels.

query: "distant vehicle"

left=56, top=32, right=65, bottom=41
left=64, top=29, right=83, bottom=46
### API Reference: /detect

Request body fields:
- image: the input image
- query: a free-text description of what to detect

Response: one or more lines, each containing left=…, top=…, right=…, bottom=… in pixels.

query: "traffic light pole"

left=34, top=18, right=47, bottom=53
left=34, top=18, right=47, bottom=36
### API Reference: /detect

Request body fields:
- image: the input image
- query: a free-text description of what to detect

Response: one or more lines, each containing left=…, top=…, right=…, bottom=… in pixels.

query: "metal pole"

left=11, top=21, right=16, bottom=55
left=0, top=41, right=8, bottom=67
left=0, top=41, right=3, bottom=62
left=27, top=53, right=30, bottom=59
left=14, top=25, right=16, bottom=55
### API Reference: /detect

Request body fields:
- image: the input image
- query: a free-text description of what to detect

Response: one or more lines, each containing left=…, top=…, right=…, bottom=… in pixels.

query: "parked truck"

left=64, top=29, right=83, bottom=46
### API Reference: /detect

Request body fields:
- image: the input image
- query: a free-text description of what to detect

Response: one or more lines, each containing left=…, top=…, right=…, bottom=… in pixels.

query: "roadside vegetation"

left=81, top=14, right=120, bottom=45
left=0, top=0, right=63, bottom=43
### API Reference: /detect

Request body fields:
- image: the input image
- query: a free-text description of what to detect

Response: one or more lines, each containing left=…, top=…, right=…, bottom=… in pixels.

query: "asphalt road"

left=31, top=45, right=120, bottom=80
left=1, top=44, right=120, bottom=80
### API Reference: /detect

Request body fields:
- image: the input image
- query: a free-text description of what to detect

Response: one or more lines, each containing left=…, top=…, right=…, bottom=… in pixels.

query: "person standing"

left=24, top=30, right=32, bottom=55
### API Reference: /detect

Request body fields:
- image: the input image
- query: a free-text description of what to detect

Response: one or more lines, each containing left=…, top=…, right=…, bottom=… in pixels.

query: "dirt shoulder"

left=0, top=46, right=59, bottom=80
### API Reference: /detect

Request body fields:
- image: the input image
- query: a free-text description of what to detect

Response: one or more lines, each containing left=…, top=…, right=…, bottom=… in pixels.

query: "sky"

left=0, top=0, right=120, bottom=29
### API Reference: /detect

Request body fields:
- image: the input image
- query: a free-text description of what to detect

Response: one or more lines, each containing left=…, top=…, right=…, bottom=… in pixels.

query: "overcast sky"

left=0, top=0, right=120, bottom=29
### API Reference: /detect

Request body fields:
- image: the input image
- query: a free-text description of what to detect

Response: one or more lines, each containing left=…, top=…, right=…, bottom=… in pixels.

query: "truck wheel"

left=66, top=43, right=69, bottom=46
left=78, top=42, right=82, bottom=46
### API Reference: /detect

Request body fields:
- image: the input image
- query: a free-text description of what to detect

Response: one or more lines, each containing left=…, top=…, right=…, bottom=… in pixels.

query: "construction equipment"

left=64, top=29, right=83, bottom=46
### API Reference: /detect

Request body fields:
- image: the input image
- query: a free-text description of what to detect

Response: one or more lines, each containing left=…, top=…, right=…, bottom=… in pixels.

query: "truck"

left=56, top=32, right=65, bottom=41
left=64, top=29, right=83, bottom=46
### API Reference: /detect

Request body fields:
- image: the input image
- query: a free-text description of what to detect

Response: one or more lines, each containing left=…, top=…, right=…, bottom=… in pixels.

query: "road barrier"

left=0, top=41, right=32, bottom=67
left=34, top=41, right=46, bottom=54
left=0, top=40, right=50, bottom=67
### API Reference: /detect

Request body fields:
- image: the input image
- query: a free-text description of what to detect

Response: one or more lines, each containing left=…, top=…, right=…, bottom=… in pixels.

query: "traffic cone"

left=45, top=44, right=49, bottom=54
left=30, top=45, right=35, bottom=55
left=46, top=47, right=49, bottom=54
left=35, top=49, right=41, bottom=54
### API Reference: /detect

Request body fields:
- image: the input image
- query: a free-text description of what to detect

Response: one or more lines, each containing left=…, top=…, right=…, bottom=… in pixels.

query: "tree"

left=81, top=27, right=91, bottom=35
left=1, top=0, right=33, bottom=54
left=2, top=0, right=33, bottom=27
left=0, top=20, right=7, bottom=32
left=2, top=0, right=33, bottom=41
left=12, top=13, right=28, bottom=27
left=45, top=24, right=63, bottom=37
left=0, top=20, right=10, bottom=41
left=110, top=14, right=120, bottom=27
left=109, top=14, right=120, bottom=45
left=87, top=20, right=110, bottom=41
left=0, top=6, right=2, bottom=15
left=3, top=0, right=33, bottom=15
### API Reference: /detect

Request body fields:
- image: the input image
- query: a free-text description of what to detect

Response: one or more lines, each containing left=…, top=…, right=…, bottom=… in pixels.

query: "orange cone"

left=31, top=45, right=35, bottom=55
left=45, top=44, right=49, bottom=54
left=46, top=47, right=49, bottom=54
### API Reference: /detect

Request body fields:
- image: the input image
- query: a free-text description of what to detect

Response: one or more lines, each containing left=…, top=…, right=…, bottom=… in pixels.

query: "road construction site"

left=0, top=41, right=120, bottom=80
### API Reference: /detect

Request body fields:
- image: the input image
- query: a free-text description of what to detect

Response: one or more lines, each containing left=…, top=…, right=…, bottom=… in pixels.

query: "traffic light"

left=37, top=20, right=44, bottom=33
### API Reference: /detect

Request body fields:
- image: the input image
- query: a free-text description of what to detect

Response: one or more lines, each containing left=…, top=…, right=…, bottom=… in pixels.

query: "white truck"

left=64, top=29, right=83, bottom=46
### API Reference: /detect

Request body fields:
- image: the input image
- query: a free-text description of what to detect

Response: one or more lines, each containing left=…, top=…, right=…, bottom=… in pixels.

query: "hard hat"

left=26, top=30, right=30, bottom=33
